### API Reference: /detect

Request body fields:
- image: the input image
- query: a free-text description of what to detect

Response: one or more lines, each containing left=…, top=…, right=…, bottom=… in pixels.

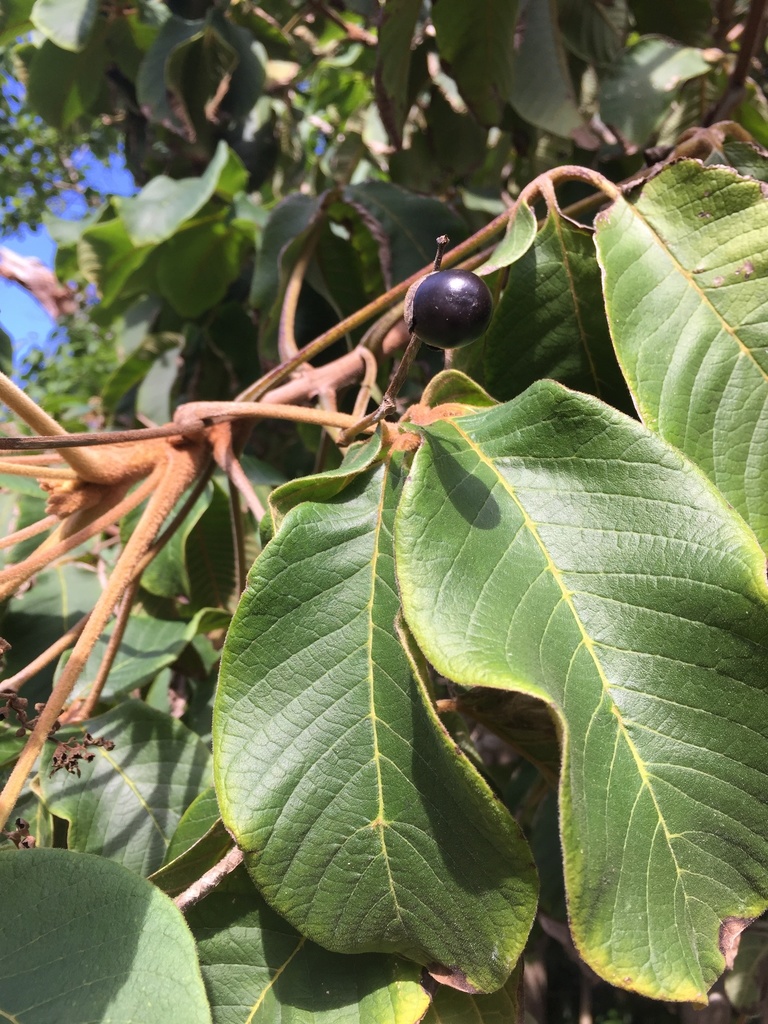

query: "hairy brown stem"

left=175, top=846, right=244, bottom=913
left=0, top=373, right=107, bottom=481
left=0, top=514, right=58, bottom=552
left=72, top=579, right=139, bottom=721
left=0, top=473, right=159, bottom=602
left=0, top=442, right=211, bottom=832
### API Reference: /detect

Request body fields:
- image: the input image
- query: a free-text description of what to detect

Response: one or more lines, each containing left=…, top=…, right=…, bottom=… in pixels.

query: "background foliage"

left=2, top=1, right=768, bottom=1022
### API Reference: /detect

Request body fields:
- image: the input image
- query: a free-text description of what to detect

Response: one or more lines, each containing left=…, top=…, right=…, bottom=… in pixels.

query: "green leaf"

left=102, top=331, right=183, bottom=414
left=420, top=369, right=498, bottom=411
left=599, top=38, right=710, bottom=148
left=116, top=141, right=246, bottom=246
left=431, top=0, right=517, bottom=127
left=482, top=205, right=631, bottom=410
left=421, top=964, right=523, bottom=1023
left=150, top=818, right=233, bottom=898
left=135, top=12, right=204, bottom=132
left=724, top=920, right=768, bottom=1017
left=186, top=480, right=239, bottom=613
left=476, top=201, right=537, bottom=274
left=59, top=614, right=196, bottom=702
left=77, top=212, right=153, bottom=307
left=41, top=702, right=212, bottom=875
left=0, top=0, right=34, bottom=45
left=165, top=785, right=220, bottom=862
left=157, top=218, right=254, bottom=319
left=249, top=192, right=325, bottom=360
left=189, top=866, right=430, bottom=1024
left=0, top=848, right=212, bottom=1024
left=509, top=0, right=582, bottom=138
left=0, top=564, right=102, bottom=705
left=721, top=140, right=768, bottom=182
left=26, top=33, right=107, bottom=129
left=395, top=381, right=768, bottom=1002
left=31, top=0, right=97, bottom=51
left=0, top=325, right=12, bottom=376
left=374, top=0, right=422, bottom=147
left=215, top=454, right=537, bottom=994
left=557, top=0, right=628, bottom=67
left=344, top=181, right=468, bottom=285
left=136, top=332, right=184, bottom=424
left=594, top=160, right=768, bottom=553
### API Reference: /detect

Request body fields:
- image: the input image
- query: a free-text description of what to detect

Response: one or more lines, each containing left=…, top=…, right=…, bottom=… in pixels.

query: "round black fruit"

left=404, top=269, right=493, bottom=350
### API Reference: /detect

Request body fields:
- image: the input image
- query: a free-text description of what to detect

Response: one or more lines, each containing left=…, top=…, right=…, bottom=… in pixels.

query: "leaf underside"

left=214, top=454, right=537, bottom=994
left=395, top=380, right=768, bottom=1002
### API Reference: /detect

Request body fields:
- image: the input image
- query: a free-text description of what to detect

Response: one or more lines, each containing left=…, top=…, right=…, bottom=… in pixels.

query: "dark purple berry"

left=404, top=269, right=493, bottom=350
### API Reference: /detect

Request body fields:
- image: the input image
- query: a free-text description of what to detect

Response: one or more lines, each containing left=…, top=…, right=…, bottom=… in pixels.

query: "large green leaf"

left=0, top=849, right=211, bottom=1024
left=189, top=866, right=430, bottom=1024
left=599, top=38, right=710, bottom=148
left=0, top=0, right=34, bottom=44
left=59, top=613, right=197, bottom=702
left=25, top=32, right=106, bottom=128
left=41, top=702, right=212, bottom=875
left=421, top=965, right=523, bottom=1023
left=509, top=0, right=582, bottom=138
left=481, top=205, right=631, bottom=411
left=157, top=218, right=254, bottom=319
left=344, top=182, right=467, bottom=286
left=395, top=381, right=768, bottom=1002
left=594, top=160, right=768, bottom=553
left=557, top=0, right=628, bottom=67
left=31, top=0, right=97, bottom=50
left=77, top=212, right=153, bottom=306
left=431, top=0, right=516, bottom=127
left=185, top=479, right=239, bottom=613
left=115, top=141, right=246, bottom=246
left=215, top=455, right=537, bottom=994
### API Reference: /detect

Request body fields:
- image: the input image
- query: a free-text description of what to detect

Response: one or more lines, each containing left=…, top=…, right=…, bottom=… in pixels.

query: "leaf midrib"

left=449, top=420, right=688, bottom=897
left=366, top=459, right=404, bottom=930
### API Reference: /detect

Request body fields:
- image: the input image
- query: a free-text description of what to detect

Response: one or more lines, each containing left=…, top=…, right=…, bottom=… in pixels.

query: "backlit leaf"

left=595, top=160, right=768, bottom=552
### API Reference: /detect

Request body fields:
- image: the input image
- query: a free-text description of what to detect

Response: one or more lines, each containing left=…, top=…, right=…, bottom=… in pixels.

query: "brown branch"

left=704, top=0, right=768, bottom=124
left=72, top=579, right=139, bottom=721
left=278, top=229, right=321, bottom=362
left=0, top=514, right=58, bottom=552
left=0, top=472, right=160, bottom=602
left=174, top=846, right=244, bottom=913
left=0, top=440, right=212, bottom=832
left=0, top=422, right=189, bottom=452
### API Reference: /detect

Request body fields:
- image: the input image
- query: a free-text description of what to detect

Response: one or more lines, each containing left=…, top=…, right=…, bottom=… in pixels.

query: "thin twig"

left=0, top=372, right=113, bottom=482
left=227, top=477, right=247, bottom=595
left=278, top=229, right=321, bottom=362
left=704, top=0, right=768, bottom=124
left=73, top=579, right=139, bottom=721
left=0, top=515, right=58, bottom=552
left=0, top=422, right=189, bottom=452
left=1, top=613, right=89, bottom=693
left=174, top=846, right=244, bottom=913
